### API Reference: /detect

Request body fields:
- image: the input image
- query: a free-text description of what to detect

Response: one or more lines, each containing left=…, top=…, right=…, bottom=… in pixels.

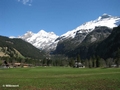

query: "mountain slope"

left=81, top=26, right=112, bottom=44
left=67, top=25, right=120, bottom=59
left=54, top=26, right=112, bottom=56
left=96, top=25, right=120, bottom=59
left=0, top=35, right=44, bottom=59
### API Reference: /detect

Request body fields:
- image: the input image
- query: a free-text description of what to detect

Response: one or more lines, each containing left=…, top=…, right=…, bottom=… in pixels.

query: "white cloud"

left=28, top=4, right=32, bottom=6
left=18, top=0, right=33, bottom=6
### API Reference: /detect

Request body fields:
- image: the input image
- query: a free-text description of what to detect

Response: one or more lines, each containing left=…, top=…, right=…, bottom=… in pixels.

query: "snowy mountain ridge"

left=18, top=14, right=120, bottom=51
left=18, top=30, right=59, bottom=50
left=60, top=14, right=120, bottom=39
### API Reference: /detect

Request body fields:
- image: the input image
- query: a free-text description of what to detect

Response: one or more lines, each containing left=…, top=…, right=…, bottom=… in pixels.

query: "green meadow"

left=0, top=67, right=120, bottom=90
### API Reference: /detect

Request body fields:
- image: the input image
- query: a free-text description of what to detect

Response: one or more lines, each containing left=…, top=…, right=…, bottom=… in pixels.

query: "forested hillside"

left=0, top=36, right=45, bottom=59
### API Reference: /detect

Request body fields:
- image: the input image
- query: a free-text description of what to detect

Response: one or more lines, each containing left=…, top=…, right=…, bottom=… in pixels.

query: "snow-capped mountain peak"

left=98, top=13, right=112, bottom=20
left=17, top=31, right=34, bottom=40
left=60, top=14, right=120, bottom=39
left=37, top=30, right=47, bottom=35
left=19, top=30, right=59, bottom=50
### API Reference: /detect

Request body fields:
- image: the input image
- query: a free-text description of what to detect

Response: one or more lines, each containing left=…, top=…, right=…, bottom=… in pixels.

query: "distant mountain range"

left=17, top=14, right=120, bottom=52
left=1, top=13, right=119, bottom=60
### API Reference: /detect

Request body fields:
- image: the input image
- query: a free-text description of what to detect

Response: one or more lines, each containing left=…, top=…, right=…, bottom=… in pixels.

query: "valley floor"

left=0, top=67, right=120, bottom=90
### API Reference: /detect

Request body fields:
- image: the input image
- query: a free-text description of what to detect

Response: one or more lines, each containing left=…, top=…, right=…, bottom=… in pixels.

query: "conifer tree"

left=69, top=59, right=74, bottom=67
left=116, top=48, right=120, bottom=67
left=106, top=58, right=113, bottom=67
left=96, top=56, right=100, bottom=67
left=85, top=59, right=89, bottom=67
left=89, top=58, right=92, bottom=68
left=92, top=55, right=96, bottom=68
left=99, top=58, right=106, bottom=67
left=77, top=54, right=81, bottom=63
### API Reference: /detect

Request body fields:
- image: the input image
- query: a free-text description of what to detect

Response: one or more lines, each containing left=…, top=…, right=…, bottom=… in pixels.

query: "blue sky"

left=0, top=0, right=120, bottom=37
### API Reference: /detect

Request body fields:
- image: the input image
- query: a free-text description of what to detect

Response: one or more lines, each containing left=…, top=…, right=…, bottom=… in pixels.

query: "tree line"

left=0, top=48, right=120, bottom=68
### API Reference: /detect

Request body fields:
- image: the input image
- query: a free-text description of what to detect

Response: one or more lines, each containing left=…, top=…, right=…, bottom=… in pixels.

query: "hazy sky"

left=0, top=0, right=120, bottom=37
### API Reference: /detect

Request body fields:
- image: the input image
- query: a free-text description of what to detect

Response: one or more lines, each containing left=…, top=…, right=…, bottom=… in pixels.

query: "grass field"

left=0, top=67, right=120, bottom=90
